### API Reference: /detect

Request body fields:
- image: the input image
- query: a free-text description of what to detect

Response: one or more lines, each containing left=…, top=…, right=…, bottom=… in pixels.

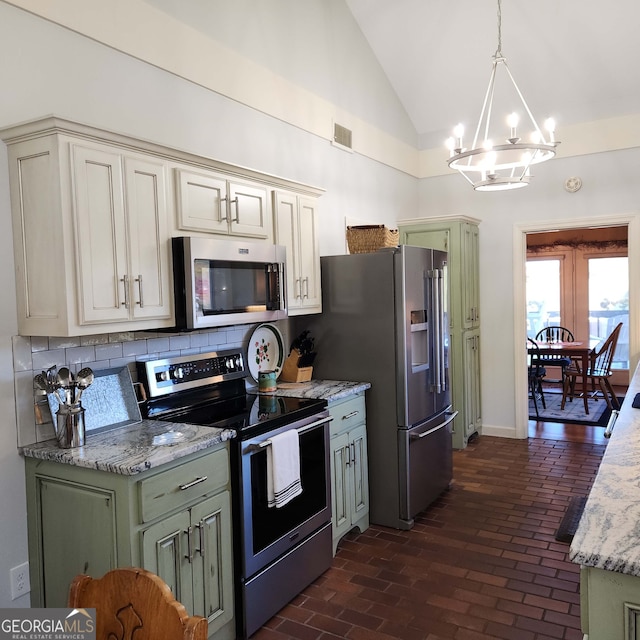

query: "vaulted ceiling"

left=346, top=0, right=640, bottom=149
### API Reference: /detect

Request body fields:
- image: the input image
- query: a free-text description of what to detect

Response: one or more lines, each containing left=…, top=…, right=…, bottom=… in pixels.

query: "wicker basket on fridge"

left=346, top=225, right=399, bottom=254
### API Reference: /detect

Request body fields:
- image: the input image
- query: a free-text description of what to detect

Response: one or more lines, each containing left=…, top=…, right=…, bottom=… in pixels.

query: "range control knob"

left=158, top=370, right=170, bottom=382
left=226, top=358, right=235, bottom=371
left=173, top=367, right=185, bottom=380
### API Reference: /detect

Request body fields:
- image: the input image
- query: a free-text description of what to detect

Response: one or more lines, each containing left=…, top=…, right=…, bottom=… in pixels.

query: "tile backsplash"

left=13, top=322, right=290, bottom=447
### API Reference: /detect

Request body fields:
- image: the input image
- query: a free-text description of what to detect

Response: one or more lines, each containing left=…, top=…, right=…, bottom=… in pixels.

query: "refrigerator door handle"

left=430, top=268, right=445, bottom=393
left=409, top=411, right=458, bottom=440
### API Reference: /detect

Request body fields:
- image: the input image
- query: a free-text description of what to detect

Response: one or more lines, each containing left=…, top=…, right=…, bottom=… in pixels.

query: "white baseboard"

left=478, top=424, right=523, bottom=439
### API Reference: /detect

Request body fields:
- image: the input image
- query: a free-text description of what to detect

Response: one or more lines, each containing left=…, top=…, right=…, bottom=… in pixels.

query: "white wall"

left=0, top=1, right=417, bottom=607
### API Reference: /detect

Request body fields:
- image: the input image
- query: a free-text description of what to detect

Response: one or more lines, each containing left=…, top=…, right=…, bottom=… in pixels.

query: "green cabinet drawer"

left=329, top=395, right=366, bottom=436
left=139, top=449, right=229, bottom=522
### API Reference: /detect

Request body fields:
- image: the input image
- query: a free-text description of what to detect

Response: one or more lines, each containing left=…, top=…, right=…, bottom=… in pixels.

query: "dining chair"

left=68, top=567, right=208, bottom=640
left=528, top=338, right=547, bottom=418
left=535, top=326, right=575, bottom=389
left=561, top=322, right=623, bottom=411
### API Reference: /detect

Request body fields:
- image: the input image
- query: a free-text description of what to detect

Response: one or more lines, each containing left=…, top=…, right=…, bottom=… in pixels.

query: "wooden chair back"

left=68, top=567, right=208, bottom=640
left=535, top=326, right=575, bottom=343
left=590, top=322, right=623, bottom=377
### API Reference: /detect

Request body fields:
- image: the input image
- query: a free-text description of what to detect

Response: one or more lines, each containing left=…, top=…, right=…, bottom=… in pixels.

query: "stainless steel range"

left=138, top=349, right=332, bottom=639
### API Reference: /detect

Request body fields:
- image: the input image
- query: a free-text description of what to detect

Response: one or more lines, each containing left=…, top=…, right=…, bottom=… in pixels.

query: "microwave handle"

left=265, top=263, right=281, bottom=311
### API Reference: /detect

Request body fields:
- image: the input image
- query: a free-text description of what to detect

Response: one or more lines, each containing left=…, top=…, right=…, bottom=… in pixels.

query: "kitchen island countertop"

left=21, top=420, right=235, bottom=475
left=570, top=361, right=640, bottom=576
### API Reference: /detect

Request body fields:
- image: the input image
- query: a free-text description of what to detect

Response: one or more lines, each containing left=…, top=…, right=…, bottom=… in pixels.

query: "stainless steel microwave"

left=172, top=236, right=287, bottom=330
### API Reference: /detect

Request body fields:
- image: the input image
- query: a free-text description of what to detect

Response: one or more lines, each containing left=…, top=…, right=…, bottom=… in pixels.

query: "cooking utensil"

left=33, top=373, right=48, bottom=392
left=75, top=367, right=94, bottom=403
left=57, top=367, right=73, bottom=405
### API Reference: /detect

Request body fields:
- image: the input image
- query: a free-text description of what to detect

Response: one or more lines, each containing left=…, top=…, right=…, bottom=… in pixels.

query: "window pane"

left=588, top=257, right=629, bottom=370
left=526, top=259, right=561, bottom=338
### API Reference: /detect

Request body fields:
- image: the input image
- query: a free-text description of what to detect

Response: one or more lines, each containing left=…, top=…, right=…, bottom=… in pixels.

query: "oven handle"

left=246, top=415, right=332, bottom=452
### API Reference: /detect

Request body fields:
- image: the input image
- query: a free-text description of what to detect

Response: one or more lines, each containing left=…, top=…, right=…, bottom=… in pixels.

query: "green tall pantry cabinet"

left=399, top=216, right=481, bottom=449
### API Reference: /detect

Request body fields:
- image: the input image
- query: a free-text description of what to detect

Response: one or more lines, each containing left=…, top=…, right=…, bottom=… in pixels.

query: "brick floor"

left=251, top=434, right=606, bottom=640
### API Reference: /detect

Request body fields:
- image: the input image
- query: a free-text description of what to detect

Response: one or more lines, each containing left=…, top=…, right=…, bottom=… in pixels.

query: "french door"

left=526, top=245, right=629, bottom=385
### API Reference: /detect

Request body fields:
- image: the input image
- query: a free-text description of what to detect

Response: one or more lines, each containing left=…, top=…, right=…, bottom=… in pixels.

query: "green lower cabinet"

left=580, top=565, right=640, bottom=639
left=329, top=394, right=369, bottom=555
left=25, top=445, right=235, bottom=640
left=142, top=492, right=233, bottom=631
left=39, top=478, right=117, bottom=607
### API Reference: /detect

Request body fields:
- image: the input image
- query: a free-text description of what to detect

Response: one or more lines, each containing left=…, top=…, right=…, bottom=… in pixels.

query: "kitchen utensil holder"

left=280, top=350, right=313, bottom=383
left=56, top=403, right=86, bottom=448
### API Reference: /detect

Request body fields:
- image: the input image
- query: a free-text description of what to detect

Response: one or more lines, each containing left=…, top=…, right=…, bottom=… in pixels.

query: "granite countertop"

left=570, top=361, right=640, bottom=576
left=21, top=420, right=235, bottom=476
left=21, top=379, right=369, bottom=476
left=252, top=379, right=371, bottom=402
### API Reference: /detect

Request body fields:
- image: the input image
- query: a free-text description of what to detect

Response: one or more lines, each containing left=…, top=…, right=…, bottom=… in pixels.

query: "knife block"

left=280, top=349, right=313, bottom=383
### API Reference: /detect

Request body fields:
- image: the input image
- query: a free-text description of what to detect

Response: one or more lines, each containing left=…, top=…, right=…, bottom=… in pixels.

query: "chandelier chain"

left=495, top=0, right=503, bottom=58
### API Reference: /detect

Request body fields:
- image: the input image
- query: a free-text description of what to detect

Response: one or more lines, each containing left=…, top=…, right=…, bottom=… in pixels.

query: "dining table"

left=530, top=339, right=602, bottom=414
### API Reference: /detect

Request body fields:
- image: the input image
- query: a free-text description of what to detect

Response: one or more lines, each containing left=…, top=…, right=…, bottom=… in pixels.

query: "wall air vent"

left=332, top=123, right=353, bottom=152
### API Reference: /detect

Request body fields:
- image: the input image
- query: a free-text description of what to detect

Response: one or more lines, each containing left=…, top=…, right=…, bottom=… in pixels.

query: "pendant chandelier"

left=445, top=0, right=559, bottom=191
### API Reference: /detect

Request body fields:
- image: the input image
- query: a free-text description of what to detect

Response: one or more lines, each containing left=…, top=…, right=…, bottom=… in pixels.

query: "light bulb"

left=544, top=118, right=556, bottom=143
left=507, top=112, right=519, bottom=141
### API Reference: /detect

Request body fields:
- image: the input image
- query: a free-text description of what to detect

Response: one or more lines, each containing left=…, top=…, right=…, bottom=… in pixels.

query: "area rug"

left=555, top=495, right=588, bottom=543
left=528, top=391, right=620, bottom=425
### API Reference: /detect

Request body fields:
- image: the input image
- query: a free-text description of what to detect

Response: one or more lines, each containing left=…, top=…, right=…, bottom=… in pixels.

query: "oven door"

left=238, top=411, right=332, bottom=579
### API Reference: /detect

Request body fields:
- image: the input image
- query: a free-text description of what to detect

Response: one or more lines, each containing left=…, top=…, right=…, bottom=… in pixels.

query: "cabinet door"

left=142, top=510, right=194, bottom=614
left=297, top=197, right=321, bottom=311
left=191, top=493, right=234, bottom=634
left=39, top=478, right=117, bottom=607
left=273, top=191, right=302, bottom=306
left=349, top=424, right=369, bottom=523
left=330, top=432, right=351, bottom=543
left=228, top=181, right=270, bottom=238
left=73, top=144, right=130, bottom=324
left=175, top=168, right=229, bottom=234
left=462, top=223, right=480, bottom=329
left=462, top=330, right=482, bottom=436
left=124, top=157, right=172, bottom=321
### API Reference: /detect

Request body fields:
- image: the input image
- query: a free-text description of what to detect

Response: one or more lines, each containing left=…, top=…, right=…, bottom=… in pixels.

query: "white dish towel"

left=266, top=429, right=303, bottom=508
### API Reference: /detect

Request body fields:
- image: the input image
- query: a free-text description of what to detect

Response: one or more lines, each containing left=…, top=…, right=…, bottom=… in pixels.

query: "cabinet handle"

left=344, top=445, right=351, bottom=468
left=194, top=521, right=205, bottom=557
left=220, top=196, right=229, bottom=222
left=295, top=278, right=302, bottom=300
left=303, top=276, right=309, bottom=299
left=230, top=197, right=239, bottom=223
left=350, top=442, right=356, bottom=466
left=120, top=275, right=130, bottom=309
left=342, top=411, right=359, bottom=420
left=134, top=274, right=144, bottom=307
left=179, top=476, right=208, bottom=491
left=184, top=525, right=193, bottom=563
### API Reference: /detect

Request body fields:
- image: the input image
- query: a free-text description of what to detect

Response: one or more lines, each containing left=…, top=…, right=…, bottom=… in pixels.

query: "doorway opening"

left=526, top=226, right=629, bottom=386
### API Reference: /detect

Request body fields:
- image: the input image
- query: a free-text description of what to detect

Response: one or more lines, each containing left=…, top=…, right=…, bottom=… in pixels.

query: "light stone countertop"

left=250, top=379, right=371, bottom=403
left=570, top=361, right=640, bottom=576
left=21, top=420, right=235, bottom=475
left=21, top=379, right=369, bottom=476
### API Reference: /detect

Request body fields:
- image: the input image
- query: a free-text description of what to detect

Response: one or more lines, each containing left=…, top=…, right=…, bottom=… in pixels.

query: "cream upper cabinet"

left=2, top=122, right=174, bottom=336
left=73, top=145, right=172, bottom=325
left=0, top=116, right=324, bottom=336
left=175, top=168, right=271, bottom=240
left=273, top=191, right=322, bottom=314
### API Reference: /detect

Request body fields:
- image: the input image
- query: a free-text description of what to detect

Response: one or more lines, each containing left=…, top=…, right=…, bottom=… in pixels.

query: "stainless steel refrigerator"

left=306, top=245, right=455, bottom=530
